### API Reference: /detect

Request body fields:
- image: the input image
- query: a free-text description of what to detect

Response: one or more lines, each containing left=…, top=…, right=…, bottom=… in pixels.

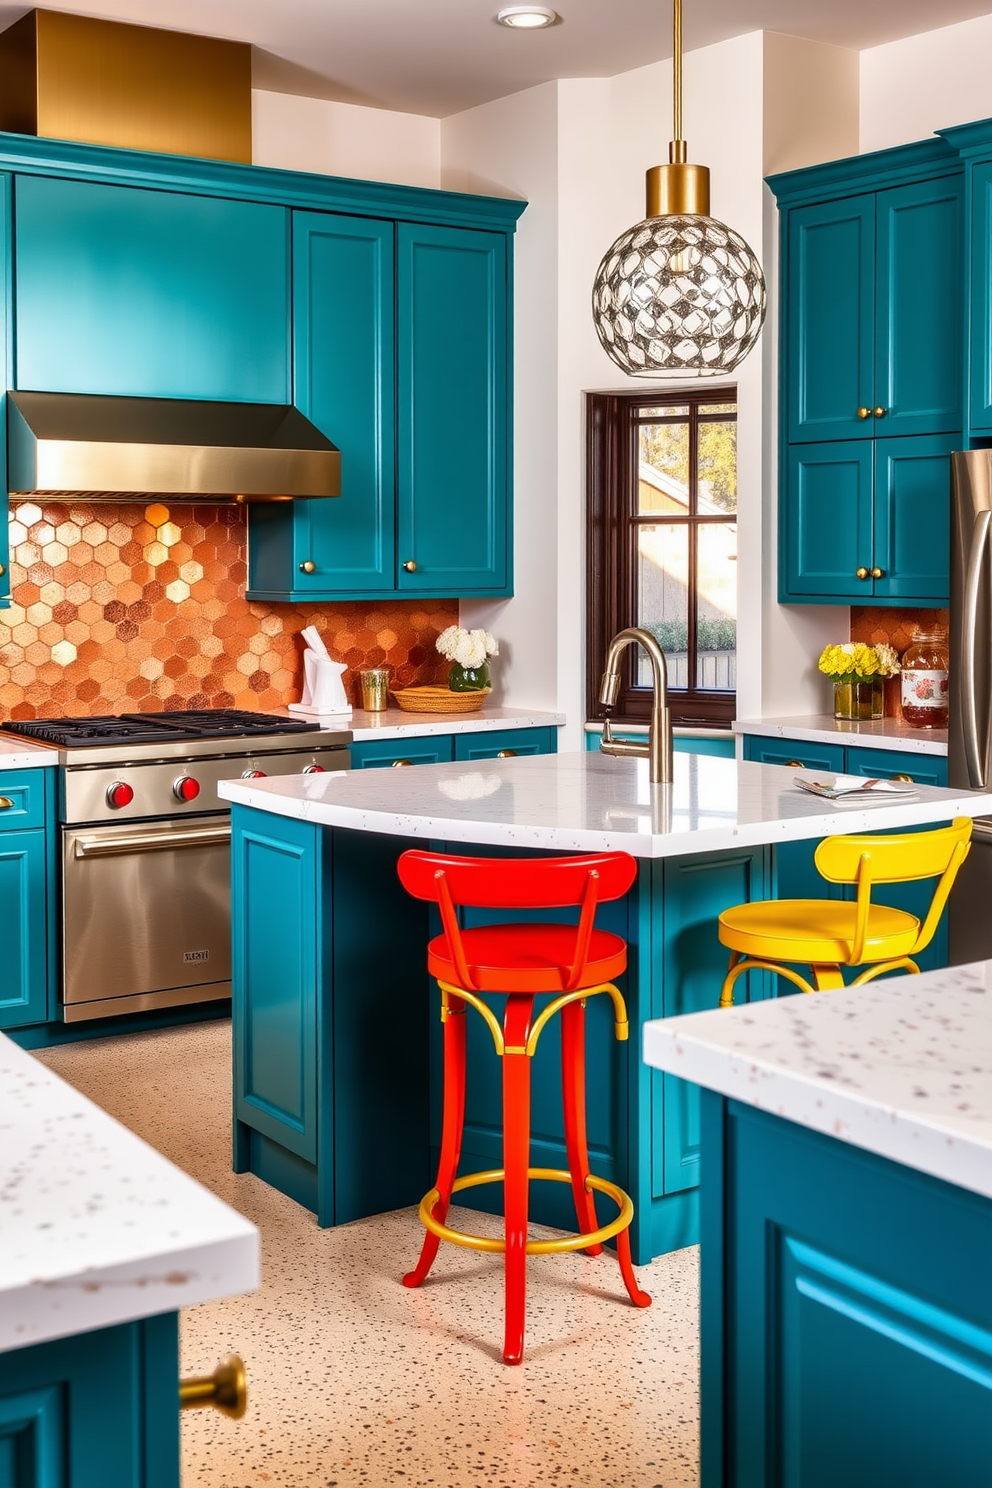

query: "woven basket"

left=390, top=686, right=491, bottom=714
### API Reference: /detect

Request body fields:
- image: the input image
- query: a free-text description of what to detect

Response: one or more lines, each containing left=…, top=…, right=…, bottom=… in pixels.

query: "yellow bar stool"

left=718, top=817, right=973, bottom=1006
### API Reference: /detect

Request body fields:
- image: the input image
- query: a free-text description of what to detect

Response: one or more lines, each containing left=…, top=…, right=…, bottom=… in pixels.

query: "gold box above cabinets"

left=0, top=9, right=251, bottom=164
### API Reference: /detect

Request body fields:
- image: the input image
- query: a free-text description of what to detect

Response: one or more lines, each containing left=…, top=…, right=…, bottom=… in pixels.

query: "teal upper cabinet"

left=771, top=139, right=963, bottom=608
left=936, top=119, right=992, bottom=436
left=0, top=173, right=10, bottom=606
left=395, top=223, right=507, bottom=594
left=14, top=174, right=291, bottom=402
left=786, top=177, right=963, bottom=444
left=250, top=212, right=395, bottom=595
left=248, top=214, right=513, bottom=602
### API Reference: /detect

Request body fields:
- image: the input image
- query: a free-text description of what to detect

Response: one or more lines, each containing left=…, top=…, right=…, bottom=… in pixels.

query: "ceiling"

left=1, top=0, right=990, bottom=117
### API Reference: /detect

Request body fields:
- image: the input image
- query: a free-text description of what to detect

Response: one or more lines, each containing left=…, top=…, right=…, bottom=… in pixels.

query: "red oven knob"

left=302, top=764, right=325, bottom=774
left=242, top=769, right=267, bottom=779
left=107, top=781, right=134, bottom=809
left=173, top=776, right=201, bottom=803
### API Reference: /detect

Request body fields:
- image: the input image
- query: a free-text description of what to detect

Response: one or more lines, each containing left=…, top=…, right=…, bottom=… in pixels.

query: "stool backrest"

left=813, top=816, right=972, bottom=964
left=397, top=851, right=637, bottom=908
left=397, top=850, right=637, bottom=993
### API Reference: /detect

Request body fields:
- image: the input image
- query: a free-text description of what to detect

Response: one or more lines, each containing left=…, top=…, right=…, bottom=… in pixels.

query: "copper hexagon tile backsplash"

left=0, top=500, right=458, bottom=719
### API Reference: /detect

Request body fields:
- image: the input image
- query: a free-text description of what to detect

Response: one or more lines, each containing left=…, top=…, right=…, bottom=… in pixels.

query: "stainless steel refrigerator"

left=949, top=449, right=992, bottom=961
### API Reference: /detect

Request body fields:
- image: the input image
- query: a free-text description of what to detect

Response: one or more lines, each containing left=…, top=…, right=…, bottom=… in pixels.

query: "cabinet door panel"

left=397, top=224, right=507, bottom=594
left=876, top=177, right=963, bottom=437
left=874, top=434, right=955, bottom=603
left=787, top=195, right=875, bottom=443
left=0, top=828, right=48, bottom=1029
left=0, top=174, right=9, bottom=605
left=784, top=442, right=874, bottom=600
left=15, top=175, right=290, bottom=402
left=290, top=212, right=395, bottom=593
left=968, top=162, right=992, bottom=434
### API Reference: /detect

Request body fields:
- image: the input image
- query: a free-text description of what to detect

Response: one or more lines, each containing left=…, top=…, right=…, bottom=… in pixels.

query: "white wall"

left=252, top=89, right=440, bottom=186
left=860, top=13, right=992, bottom=153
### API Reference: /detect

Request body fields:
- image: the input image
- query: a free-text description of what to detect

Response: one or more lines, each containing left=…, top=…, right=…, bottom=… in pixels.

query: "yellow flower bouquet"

left=818, top=642, right=900, bottom=721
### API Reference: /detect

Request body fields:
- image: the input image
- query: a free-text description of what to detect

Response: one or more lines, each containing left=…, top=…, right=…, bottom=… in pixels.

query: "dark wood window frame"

left=586, top=385, right=737, bottom=728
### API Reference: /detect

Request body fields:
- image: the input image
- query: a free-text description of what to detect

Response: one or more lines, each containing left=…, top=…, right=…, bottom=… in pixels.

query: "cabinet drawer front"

left=349, top=736, right=454, bottom=770
left=0, top=769, right=48, bottom=830
left=453, top=727, right=556, bottom=762
left=845, top=747, right=947, bottom=788
left=743, top=737, right=846, bottom=773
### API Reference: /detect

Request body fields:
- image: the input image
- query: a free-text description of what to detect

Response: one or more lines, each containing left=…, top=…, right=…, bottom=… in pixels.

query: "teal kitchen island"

left=644, top=961, right=992, bottom=1488
left=219, top=750, right=992, bottom=1264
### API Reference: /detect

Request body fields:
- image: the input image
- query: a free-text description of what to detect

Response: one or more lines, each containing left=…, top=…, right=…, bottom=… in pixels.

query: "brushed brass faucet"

left=598, top=627, right=674, bottom=784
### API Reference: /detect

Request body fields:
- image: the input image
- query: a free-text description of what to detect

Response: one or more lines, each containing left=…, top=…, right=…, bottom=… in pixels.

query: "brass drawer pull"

left=0, top=796, right=13, bottom=810
left=496, top=749, right=517, bottom=758
left=0, top=563, right=6, bottom=577
left=403, top=560, right=417, bottom=572
left=391, top=758, right=413, bottom=767
left=180, top=1355, right=247, bottom=1420
left=857, top=406, right=871, bottom=420
left=784, top=760, right=805, bottom=768
left=893, top=773, right=914, bottom=784
left=299, top=560, right=316, bottom=574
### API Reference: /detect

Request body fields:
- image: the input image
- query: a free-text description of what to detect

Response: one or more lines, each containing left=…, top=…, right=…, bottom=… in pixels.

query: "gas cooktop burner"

left=1, top=708, right=324, bottom=748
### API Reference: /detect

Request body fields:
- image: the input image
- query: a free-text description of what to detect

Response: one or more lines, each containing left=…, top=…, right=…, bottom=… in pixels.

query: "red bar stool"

left=396, top=849, right=651, bottom=1365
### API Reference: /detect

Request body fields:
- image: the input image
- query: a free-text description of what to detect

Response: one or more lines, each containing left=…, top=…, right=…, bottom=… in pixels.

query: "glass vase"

left=448, top=660, right=491, bottom=693
left=833, top=678, right=883, bottom=721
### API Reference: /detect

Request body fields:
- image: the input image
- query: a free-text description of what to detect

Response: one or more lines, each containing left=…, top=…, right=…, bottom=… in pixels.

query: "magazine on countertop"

left=793, top=772, right=919, bottom=801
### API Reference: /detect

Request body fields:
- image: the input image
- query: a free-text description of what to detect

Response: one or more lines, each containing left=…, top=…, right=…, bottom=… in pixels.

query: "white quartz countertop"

left=643, top=961, right=992, bottom=1198
left=0, top=1034, right=259, bottom=1353
left=0, top=735, right=58, bottom=769
left=219, top=750, right=992, bottom=859
left=734, top=714, right=947, bottom=757
left=266, top=703, right=563, bottom=742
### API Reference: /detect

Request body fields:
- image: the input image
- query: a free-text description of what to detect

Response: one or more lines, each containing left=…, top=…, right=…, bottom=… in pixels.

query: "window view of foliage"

left=645, top=617, right=737, bottom=654
left=639, top=418, right=737, bottom=511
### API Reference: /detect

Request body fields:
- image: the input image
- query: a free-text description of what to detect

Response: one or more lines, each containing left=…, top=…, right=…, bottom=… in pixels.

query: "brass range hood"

left=7, top=391, right=341, bottom=503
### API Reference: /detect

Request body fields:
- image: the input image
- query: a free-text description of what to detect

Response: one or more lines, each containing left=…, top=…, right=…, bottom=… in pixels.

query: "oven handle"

left=73, top=824, right=231, bottom=858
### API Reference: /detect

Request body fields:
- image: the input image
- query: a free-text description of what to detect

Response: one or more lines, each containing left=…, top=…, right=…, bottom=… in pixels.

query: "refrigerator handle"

left=962, top=508, right=992, bottom=788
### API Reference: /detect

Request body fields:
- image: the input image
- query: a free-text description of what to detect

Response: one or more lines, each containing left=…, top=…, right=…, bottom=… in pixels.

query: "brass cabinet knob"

left=784, top=760, right=805, bottom=768
left=871, top=566, right=884, bottom=579
left=391, top=758, right=413, bottom=767
left=874, top=406, right=886, bottom=418
left=0, top=562, right=6, bottom=577
left=0, top=796, right=12, bottom=809
left=893, top=773, right=914, bottom=783
left=496, top=749, right=517, bottom=758
left=402, top=560, right=417, bottom=573
left=299, top=560, right=316, bottom=575
left=856, top=406, right=871, bottom=420
left=180, top=1355, right=247, bottom=1420
left=856, top=567, right=870, bottom=580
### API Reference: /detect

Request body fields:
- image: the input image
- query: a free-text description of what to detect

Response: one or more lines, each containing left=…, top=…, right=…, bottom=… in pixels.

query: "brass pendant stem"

left=644, top=0, right=710, bottom=219
left=673, top=0, right=682, bottom=143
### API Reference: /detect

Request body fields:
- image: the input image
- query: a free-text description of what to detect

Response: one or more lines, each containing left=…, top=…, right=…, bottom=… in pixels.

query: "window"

left=586, top=386, right=737, bottom=727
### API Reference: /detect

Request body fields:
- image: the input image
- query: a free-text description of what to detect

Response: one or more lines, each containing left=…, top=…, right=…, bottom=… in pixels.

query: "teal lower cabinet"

left=0, top=769, right=55, bottom=1031
left=585, top=728, right=736, bottom=759
left=229, top=802, right=770, bottom=1263
left=349, top=724, right=559, bottom=771
left=0, top=1314, right=180, bottom=1487
left=700, top=1094, right=992, bottom=1488
left=349, top=735, right=454, bottom=770
left=741, top=737, right=950, bottom=971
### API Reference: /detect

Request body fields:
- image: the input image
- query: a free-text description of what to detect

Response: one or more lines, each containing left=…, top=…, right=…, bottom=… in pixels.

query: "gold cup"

left=360, top=667, right=390, bottom=711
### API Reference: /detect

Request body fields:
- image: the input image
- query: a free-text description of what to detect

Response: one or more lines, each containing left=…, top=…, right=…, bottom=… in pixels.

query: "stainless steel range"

left=0, top=709, right=350, bottom=1022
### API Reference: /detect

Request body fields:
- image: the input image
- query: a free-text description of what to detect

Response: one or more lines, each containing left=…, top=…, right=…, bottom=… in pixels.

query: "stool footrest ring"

left=418, top=1167, right=634, bottom=1255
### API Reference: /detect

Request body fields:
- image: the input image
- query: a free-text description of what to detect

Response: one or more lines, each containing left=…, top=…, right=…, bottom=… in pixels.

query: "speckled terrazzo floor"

left=37, top=1022, right=700, bottom=1488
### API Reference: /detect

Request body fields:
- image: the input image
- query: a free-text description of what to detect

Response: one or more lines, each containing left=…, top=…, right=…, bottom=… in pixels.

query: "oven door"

left=62, top=816, right=232, bottom=1021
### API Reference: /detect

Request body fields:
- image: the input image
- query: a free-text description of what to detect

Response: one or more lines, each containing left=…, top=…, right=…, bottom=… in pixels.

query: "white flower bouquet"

left=436, top=626, right=499, bottom=692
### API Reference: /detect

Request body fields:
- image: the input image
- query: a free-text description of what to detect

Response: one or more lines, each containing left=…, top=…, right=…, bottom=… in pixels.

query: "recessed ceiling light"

left=495, top=6, right=559, bottom=29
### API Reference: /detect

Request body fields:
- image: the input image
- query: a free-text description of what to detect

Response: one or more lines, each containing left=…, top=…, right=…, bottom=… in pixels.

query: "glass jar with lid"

left=900, top=629, right=949, bottom=728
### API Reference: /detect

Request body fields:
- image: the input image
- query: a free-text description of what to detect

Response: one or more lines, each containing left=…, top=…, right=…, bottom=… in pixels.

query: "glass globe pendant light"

left=592, top=0, right=766, bottom=376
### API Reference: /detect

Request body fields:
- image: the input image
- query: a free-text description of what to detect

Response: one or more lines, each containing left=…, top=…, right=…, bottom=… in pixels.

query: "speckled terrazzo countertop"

left=733, top=714, right=948, bottom=757
left=0, top=1033, right=259, bottom=1353
left=643, top=961, right=992, bottom=1197
left=0, top=736, right=58, bottom=769
left=219, top=750, right=992, bottom=858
